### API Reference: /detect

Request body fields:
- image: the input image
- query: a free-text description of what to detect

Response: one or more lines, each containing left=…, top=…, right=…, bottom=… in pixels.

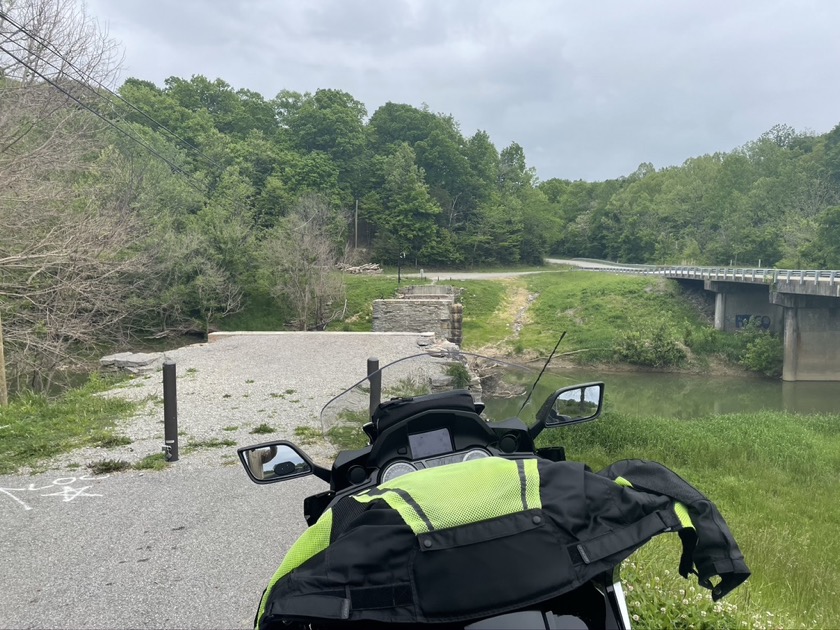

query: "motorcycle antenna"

left=517, top=331, right=567, bottom=416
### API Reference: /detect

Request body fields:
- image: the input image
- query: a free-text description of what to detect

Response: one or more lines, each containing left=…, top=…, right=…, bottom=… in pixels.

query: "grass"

left=455, top=280, right=511, bottom=349
left=182, top=438, right=236, bottom=454
left=517, top=271, right=707, bottom=360
left=93, top=432, right=133, bottom=448
left=134, top=453, right=168, bottom=470
left=293, top=426, right=321, bottom=445
left=87, top=459, right=131, bottom=474
left=327, top=275, right=406, bottom=331
left=250, top=423, right=274, bottom=435
left=326, top=408, right=370, bottom=450
left=0, top=374, right=139, bottom=474
left=539, top=410, right=840, bottom=628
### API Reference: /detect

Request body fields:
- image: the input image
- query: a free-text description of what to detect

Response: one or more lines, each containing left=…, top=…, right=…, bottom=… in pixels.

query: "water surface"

left=555, top=370, right=840, bottom=419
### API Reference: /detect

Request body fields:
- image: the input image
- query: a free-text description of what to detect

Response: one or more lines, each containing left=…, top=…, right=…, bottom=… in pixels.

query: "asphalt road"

left=0, top=464, right=324, bottom=629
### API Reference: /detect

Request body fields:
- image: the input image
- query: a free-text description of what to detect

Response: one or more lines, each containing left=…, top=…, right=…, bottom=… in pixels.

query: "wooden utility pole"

left=0, top=312, right=7, bottom=406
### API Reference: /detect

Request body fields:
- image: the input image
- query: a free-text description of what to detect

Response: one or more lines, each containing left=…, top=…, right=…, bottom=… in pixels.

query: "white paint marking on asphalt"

left=0, top=475, right=109, bottom=510
left=0, top=487, right=33, bottom=510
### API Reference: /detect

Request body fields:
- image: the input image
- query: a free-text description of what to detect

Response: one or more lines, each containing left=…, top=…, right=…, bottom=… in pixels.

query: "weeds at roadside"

left=134, top=454, right=167, bottom=471
left=93, top=433, right=133, bottom=448
left=183, top=439, right=236, bottom=454
left=183, top=438, right=236, bottom=454
left=250, top=423, right=274, bottom=435
left=222, top=425, right=238, bottom=432
left=88, top=459, right=130, bottom=475
left=293, top=426, right=321, bottom=445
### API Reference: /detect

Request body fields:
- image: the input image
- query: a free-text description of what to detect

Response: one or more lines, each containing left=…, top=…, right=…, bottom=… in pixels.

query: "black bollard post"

left=163, top=359, right=179, bottom=462
left=367, top=357, right=381, bottom=418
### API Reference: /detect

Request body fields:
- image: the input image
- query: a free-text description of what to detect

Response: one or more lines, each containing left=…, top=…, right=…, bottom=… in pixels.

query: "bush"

left=682, top=325, right=719, bottom=354
left=740, top=332, right=783, bottom=378
left=445, top=363, right=472, bottom=389
left=616, top=323, right=687, bottom=368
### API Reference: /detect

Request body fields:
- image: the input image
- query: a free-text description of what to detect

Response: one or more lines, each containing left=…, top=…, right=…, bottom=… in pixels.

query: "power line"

left=0, top=39, right=208, bottom=194
left=0, top=10, right=227, bottom=174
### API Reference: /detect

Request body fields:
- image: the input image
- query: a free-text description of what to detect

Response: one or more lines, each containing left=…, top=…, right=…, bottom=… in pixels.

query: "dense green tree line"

left=114, top=76, right=840, bottom=274
left=546, top=124, right=840, bottom=268
left=5, top=58, right=840, bottom=390
left=113, top=77, right=560, bottom=268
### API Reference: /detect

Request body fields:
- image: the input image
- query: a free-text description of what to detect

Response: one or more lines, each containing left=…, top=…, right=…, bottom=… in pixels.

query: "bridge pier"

left=704, top=281, right=783, bottom=334
left=771, top=290, right=840, bottom=381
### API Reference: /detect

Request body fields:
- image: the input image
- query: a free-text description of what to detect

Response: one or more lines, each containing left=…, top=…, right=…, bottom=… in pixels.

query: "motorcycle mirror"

left=237, top=441, right=316, bottom=484
left=546, top=383, right=604, bottom=427
left=530, top=382, right=604, bottom=439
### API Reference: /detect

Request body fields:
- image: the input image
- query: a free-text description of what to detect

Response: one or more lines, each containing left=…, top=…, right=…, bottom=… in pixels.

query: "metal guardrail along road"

left=577, top=263, right=840, bottom=287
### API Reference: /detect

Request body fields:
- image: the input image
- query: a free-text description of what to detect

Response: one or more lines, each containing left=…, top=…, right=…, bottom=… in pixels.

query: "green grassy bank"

left=0, top=375, right=138, bottom=474
left=540, top=410, right=840, bottom=628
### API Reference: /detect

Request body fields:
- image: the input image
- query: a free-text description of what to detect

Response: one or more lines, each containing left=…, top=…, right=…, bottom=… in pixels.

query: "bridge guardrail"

left=574, top=263, right=840, bottom=287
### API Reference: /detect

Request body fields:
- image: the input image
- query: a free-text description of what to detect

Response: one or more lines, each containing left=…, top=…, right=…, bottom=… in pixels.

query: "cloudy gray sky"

left=86, top=0, right=840, bottom=182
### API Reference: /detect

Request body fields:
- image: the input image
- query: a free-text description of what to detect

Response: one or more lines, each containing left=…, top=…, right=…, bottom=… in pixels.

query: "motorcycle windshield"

left=319, top=351, right=574, bottom=450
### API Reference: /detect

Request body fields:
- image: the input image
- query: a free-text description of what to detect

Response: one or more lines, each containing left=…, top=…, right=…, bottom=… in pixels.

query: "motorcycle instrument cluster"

left=380, top=448, right=490, bottom=483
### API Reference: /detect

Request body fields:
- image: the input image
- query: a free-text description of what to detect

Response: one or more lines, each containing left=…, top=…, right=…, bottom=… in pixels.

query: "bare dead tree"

left=261, top=195, right=346, bottom=331
left=0, top=0, right=136, bottom=393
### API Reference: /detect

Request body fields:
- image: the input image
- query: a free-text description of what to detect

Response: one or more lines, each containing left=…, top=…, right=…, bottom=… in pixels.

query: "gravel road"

left=0, top=332, right=432, bottom=629
left=46, top=332, right=430, bottom=473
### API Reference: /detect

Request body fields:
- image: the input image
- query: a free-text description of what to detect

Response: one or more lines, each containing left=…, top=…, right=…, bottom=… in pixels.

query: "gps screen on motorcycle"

left=408, top=428, right=452, bottom=459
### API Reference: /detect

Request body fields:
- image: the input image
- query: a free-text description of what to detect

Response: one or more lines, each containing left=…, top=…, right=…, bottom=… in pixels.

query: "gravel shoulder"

left=46, top=332, right=430, bottom=474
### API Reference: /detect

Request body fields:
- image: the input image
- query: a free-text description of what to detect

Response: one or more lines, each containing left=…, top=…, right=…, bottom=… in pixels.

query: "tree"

left=366, top=144, right=441, bottom=263
left=286, top=89, right=367, bottom=194
left=0, top=0, right=145, bottom=391
left=260, top=196, right=346, bottom=330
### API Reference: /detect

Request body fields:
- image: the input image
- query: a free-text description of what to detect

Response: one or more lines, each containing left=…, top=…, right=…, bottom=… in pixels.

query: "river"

left=553, top=369, right=840, bottom=418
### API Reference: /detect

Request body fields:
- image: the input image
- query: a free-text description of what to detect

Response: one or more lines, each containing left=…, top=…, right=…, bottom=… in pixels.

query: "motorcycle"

left=239, top=350, right=749, bottom=629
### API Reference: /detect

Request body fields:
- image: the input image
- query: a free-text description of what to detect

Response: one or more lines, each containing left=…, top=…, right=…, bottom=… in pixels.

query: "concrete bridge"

left=569, top=261, right=840, bottom=382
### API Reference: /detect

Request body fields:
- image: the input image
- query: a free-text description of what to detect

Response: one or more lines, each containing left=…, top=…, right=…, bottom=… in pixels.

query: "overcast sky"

left=86, top=0, right=840, bottom=182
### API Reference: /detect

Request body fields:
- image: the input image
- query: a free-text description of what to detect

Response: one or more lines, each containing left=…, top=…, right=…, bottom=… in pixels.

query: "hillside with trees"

left=2, top=0, right=840, bottom=393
